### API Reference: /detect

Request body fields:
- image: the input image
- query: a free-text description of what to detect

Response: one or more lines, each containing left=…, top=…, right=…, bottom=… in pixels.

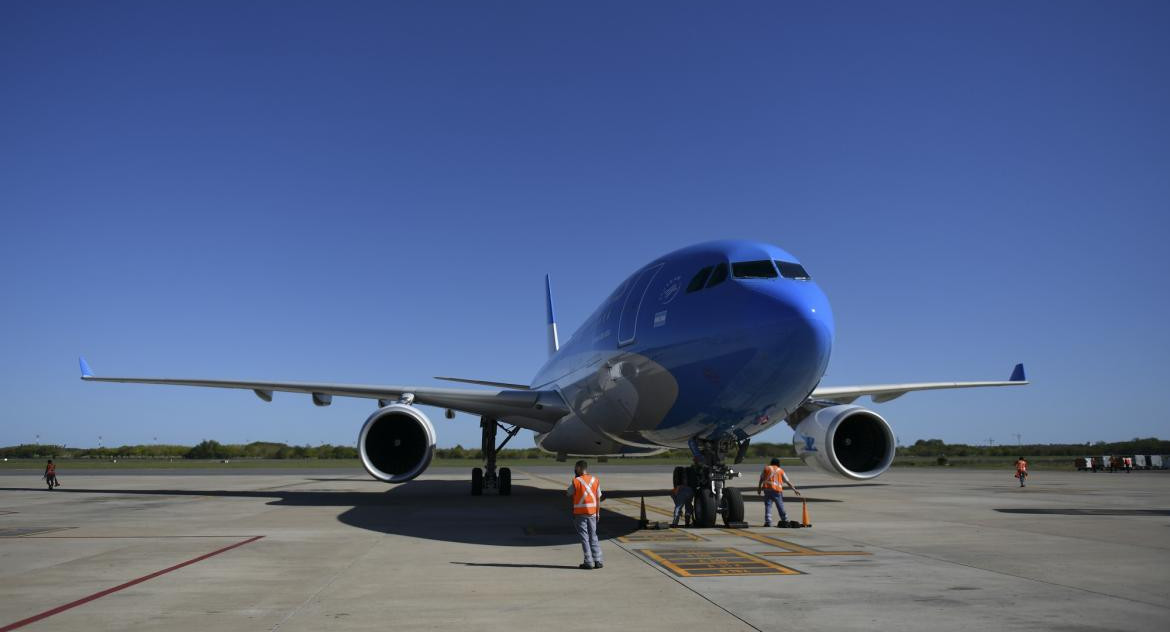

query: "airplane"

left=79, top=240, right=1027, bottom=528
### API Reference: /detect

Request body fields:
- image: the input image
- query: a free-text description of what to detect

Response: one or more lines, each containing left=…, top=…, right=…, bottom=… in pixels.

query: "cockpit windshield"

left=732, top=260, right=779, bottom=279
left=775, top=261, right=810, bottom=280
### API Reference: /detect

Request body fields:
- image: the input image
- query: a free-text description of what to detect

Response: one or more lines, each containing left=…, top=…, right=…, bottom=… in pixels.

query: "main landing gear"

left=471, top=416, right=520, bottom=496
left=680, top=436, right=748, bottom=528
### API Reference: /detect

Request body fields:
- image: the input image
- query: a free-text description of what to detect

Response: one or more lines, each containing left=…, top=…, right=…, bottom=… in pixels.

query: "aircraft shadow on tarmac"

left=0, top=481, right=639, bottom=547
left=0, top=476, right=872, bottom=545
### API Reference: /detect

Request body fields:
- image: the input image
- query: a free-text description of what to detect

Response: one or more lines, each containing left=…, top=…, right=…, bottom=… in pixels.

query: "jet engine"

left=792, top=405, right=895, bottom=480
left=358, top=404, right=436, bottom=483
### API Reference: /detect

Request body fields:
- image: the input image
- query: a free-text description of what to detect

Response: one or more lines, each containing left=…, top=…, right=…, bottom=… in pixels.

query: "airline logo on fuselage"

left=797, top=433, right=817, bottom=452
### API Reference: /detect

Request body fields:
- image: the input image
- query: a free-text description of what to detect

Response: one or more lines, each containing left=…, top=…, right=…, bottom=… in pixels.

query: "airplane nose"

left=754, top=280, right=834, bottom=376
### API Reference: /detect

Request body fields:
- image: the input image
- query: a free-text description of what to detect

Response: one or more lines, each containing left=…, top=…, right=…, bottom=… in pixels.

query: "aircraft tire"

left=695, top=489, right=717, bottom=528
left=721, top=488, right=744, bottom=526
left=471, top=467, right=483, bottom=496
left=499, top=467, right=512, bottom=496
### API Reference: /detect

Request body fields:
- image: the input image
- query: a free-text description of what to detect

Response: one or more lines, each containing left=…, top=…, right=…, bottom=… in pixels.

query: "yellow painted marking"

left=519, top=470, right=678, bottom=518
left=613, top=496, right=675, bottom=518
left=638, top=547, right=802, bottom=577
left=718, top=529, right=869, bottom=556
left=618, top=529, right=707, bottom=543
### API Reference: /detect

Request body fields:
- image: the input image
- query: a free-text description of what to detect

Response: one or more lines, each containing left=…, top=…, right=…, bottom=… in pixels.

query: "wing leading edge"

left=811, top=363, right=1028, bottom=405
left=79, top=358, right=567, bottom=431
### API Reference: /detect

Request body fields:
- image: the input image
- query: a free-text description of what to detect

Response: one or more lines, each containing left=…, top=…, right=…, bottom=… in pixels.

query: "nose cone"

left=750, top=279, right=834, bottom=385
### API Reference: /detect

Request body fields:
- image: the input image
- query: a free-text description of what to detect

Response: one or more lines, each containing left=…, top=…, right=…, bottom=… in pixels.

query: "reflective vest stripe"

left=763, top=466, right=783, bottom=492
left=573, top=476, right=599, bottom=514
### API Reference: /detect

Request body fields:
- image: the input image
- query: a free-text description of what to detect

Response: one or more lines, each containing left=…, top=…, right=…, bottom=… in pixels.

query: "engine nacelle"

left=793, top=405, right=895, bottom=480
left=358, top=404, right=436, bottom=483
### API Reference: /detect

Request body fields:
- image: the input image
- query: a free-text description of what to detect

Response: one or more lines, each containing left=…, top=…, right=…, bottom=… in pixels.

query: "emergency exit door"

left=617, top=263, right=663, bottom=347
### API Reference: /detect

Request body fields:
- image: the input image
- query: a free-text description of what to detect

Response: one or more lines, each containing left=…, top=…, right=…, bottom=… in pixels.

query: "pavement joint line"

left=268, top=535, right=385, bottom=632
left=828, top=533, right=1170, bottom=612
left=717, top=528, right=870, bottom=556
left=612, top=537, right=763, bottom=632
left=0, top=535, right=265, bottom=632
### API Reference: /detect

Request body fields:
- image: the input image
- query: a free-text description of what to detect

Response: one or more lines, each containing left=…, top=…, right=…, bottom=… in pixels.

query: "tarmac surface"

left=1, top=465, right=1167, bottom=631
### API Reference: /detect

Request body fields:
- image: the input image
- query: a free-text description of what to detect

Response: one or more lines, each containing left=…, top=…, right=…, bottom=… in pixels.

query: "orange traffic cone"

left=638, top=496, right=649, bottom=529
left=801, top=498, right=811, bottom=528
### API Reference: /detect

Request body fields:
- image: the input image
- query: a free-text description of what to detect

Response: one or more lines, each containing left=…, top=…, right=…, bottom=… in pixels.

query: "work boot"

left=763, top=522, right=772, bottom=527
left=593, top=561, right=603, bottom=569
left=579, top=562, right=593, bottom=570
left=670, top=522, right=679, bottom=528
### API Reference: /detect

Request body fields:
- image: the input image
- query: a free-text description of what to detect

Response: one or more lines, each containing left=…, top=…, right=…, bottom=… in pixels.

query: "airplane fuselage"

left=527, top=240, right=834, bottom=455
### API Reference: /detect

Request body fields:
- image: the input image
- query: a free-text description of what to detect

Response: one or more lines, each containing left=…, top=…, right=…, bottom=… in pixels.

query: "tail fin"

left=1009, top=363, right=1026, bottom=382
left=545, top=275, right=559, bottom=356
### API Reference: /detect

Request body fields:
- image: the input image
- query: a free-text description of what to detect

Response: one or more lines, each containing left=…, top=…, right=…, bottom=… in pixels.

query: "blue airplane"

left=80, top=240, right=1027, bottom=527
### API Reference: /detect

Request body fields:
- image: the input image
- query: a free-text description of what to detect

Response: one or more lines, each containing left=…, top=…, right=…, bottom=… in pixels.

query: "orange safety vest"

left=45, top=463, right=55, bottom=475
left=1015, top=460, right=1027, bottom=473
left=572, top=475, right=601, bottom=515
left=762, top=465, right=784, bottom=493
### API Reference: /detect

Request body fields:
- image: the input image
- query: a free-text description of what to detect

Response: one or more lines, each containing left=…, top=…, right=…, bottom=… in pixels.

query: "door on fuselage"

left=618, top=263, right=664, bottom=347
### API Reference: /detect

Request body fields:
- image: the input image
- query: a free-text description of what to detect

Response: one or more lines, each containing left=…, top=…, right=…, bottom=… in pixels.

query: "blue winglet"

left=79, top=356, right=93, bottom=378
left=1009, top=363, right=1026, bottom=382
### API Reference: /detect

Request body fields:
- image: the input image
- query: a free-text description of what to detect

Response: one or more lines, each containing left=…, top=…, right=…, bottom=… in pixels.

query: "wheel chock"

left=724, top=520, right=750, bottom=529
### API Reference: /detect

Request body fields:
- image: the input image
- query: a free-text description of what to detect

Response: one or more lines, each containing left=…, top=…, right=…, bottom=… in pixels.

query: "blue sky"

left=1, top=1, right=1167, bottom=449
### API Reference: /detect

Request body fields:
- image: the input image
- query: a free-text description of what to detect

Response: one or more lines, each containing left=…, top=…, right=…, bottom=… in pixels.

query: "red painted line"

left=0, top=535, right=264, bottom=632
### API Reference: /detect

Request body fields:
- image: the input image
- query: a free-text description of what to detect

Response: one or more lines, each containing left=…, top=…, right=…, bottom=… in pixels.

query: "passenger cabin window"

left=706, top=262, right=729, bottom=288
left=775, top=261, right=811, bottom=280
left=732, top=260, right=779, bottom=279
left=687, top=266, right=713, bottom=293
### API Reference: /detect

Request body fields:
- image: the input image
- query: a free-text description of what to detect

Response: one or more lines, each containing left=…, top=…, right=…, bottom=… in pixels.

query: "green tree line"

left=3, top=437, right=1165, bottom=462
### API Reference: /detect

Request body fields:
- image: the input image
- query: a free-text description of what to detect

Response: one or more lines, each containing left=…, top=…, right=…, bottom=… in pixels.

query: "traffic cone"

left=801, top=498, right=811, bottom=528
left=638, top=496, right=649, bottom=529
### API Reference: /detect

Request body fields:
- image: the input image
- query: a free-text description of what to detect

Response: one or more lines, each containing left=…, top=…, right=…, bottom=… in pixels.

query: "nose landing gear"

left=687, top=436, right=748, bottom=528
left=471, top=416, right=519, bottom=496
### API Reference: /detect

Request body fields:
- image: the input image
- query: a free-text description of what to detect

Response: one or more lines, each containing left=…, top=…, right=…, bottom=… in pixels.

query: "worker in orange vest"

left=44, top=459, right=59, bottom=489
left=1015, top=457, right=1028, bottom=487
left=567, top=460, right=604, bottom=569
left=757, top=457, right=800, bottom=527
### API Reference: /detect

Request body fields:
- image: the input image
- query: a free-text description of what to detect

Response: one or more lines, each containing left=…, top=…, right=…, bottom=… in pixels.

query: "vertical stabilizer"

left=545, top=275, right=559, bottom=356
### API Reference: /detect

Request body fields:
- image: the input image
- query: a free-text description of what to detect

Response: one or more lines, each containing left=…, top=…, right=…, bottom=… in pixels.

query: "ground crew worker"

left=670, top=463, right=694, bottom=528
left=44, top=459, right=59, bottom=489
left=757, top=457, right=800, bottom=527
left=567, top=460, right=603, bottom=569
left=1015, top=456, right=1028, bottom=487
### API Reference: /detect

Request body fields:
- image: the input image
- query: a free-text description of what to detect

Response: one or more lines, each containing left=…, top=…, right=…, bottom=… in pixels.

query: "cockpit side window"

left=775, top=261, right=811, bottom=280
left=706, top=262, right=729, bottom=288
left=686, top=266, right=713, bottom=293
left=732, top=260, right=779, bottom=279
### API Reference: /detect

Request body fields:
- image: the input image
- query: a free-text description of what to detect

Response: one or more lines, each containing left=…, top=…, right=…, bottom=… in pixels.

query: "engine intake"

left=358, top=404, right=436, bottom=483
left=793, top=405, right=895, bottom=480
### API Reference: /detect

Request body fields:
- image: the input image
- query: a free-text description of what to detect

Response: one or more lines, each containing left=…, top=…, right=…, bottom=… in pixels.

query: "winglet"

left=1009, top=363, right=1026, bottom=382
left=79, top=356, right=93, bottom=379
left=545, top=275, right=559, bottom=356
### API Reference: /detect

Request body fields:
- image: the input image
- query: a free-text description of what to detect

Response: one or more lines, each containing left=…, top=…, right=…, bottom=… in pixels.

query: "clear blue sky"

left=2, top=1, right=1167, bottom=450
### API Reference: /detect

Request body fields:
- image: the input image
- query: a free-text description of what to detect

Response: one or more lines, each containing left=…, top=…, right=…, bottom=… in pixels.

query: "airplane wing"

left=78, top=358, right=568, bottom=430
left=810, top=363, right=1028, bottom=404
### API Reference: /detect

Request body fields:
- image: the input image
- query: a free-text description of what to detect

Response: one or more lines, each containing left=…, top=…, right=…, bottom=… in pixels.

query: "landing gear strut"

left=471, top=416, right=519, bottom=496
left=687, top=436, right=748, bottom=528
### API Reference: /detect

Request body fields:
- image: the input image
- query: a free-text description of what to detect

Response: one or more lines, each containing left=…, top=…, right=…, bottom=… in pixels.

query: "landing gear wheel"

left=695, top=489, right=717, bottom=528
left=499, top=467, right=512, bottom=496
left=721, top=488, right=744, bottom=526
left=471, top=467, right=483, bottom=496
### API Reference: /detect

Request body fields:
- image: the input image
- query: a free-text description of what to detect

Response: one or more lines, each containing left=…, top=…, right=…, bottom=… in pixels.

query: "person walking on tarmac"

left=1015, top=456, right=1028, bottom=487
left=758, top=458, right=800, bottom=527
left=567, top=460, right=604, bottom=569
left=670, top=460, right=695, bottom=528
left=44, top=459, right=59, bottom=489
